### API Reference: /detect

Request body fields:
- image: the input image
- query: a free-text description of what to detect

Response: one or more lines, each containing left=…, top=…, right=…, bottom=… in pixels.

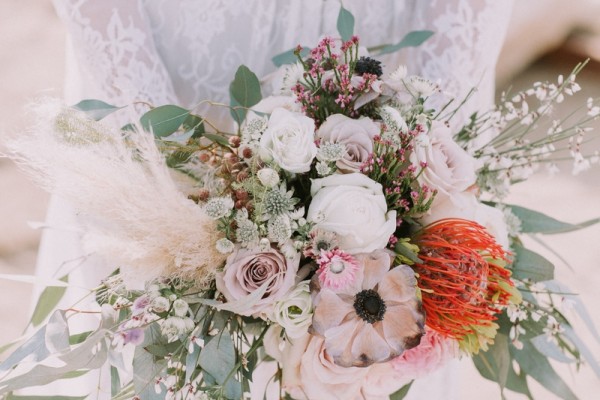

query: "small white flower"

left=172, top=299, right=189, bottom=317
left=388, top=65, right=408, bottom=82
left=161, top=317, right=188, bottom=342
left=257, top=168, right=280, bottom=188
left=289, top=206, right=305, bottom=220
left=316, top=161, right=333, bottom=176
left=380, top=105, right=408, bottom=134
left=317, top=141, right=346, bottom=162
left=268, top=215, right=293, bottom=243
left=152, top=296, right=170, bottom=313
left=271, top=281, right=313, bottom=339
left=405, top=75, right=438, bottom=97
left=281, top=62, right=305, bottom=94
left=204, top=196, right=235, bottom=219
left=216, top=238, right=235, bottom=254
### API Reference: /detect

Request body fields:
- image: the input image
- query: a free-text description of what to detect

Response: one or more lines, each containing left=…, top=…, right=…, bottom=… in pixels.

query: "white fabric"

left=29, top=0, right=514, bottom=398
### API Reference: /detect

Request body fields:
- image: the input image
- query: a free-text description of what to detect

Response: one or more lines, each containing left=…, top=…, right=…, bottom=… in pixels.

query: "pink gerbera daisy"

left=316, top=248, right=359, bottom=290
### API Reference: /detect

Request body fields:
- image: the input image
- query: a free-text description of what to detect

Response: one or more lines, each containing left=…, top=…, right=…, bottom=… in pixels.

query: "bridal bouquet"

left=2, top=7, right=599, bottom=400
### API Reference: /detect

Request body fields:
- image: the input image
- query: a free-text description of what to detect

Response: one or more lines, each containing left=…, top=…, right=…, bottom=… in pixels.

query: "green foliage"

left=30, top=274, right=68, bottom=327
left=229, top=65, right=262, bottom=123
left=511, top=245, right=555, bottom=282
left=372, top=31, right=435, bottom=56
left=140, top=105, right=190, bottom=137
left=72, top=99, right=124, bottom=120
left=336, top=5, right=355, bottom=42
left=272, top=47, right=310, bottom=67
left=389, top=381, right=413, bottom=399
left=472, top=333, right=510, bottom=392
left=507, top=204, right=600, bottom=234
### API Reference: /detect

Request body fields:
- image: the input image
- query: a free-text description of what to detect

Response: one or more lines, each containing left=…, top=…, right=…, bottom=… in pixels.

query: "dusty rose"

left=391, top=329, right=459, bottom=380
left=410, top=120, right=477, bottom=200
left=216, top=247, right=299, bottom=317
left=317, top=114, right=379, bottom=173
left=310, top=250, right=425, bottom=367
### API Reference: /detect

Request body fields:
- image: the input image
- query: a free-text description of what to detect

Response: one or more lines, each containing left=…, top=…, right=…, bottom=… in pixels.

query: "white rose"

left=317, top=114, right=379, bottom=173
left=421, top=191, right=510, bottom=249
left=410, top=120, right=477, bottom=199
left=260, top=108, right=317, bottom=173
left=271, top=281, right=312, bottom=339
left=252, top=96, right=301, bottom=114
left=307, top=173, right=397, bottom=254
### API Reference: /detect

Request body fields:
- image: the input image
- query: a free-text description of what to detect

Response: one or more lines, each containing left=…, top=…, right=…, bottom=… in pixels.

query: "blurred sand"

left=0, top=1, right=599, bottom=399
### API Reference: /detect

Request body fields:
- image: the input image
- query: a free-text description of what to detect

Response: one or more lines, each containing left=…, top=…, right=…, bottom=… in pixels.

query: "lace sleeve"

left=404, top=0, right=515, bottom=126
left=53, top=0, right=178, bottom=107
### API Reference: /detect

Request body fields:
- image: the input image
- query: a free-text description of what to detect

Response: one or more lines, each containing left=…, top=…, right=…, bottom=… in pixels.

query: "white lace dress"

left=32, top=1, right=514, bottom=398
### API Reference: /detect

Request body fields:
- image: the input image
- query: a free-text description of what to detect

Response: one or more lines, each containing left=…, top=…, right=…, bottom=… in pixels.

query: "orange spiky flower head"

left=413, top=219, right=520, bottom=353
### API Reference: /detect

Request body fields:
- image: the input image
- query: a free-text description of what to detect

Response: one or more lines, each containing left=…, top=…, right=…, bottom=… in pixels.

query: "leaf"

left=44, top=310, right=70, bottom=353
left=472, top=333, right=510, bottom=391
left=140, top=105, right=190, bottom=138
left=272, top=47, right=310, bottom=67
left=111, top=366, right=121, bottom=397
left=160, top=129, right=195, bottom=143
left=30, top=274, right=68, bottom=327
left=203, top=133, right=232, bottom=147
left=199, top=332, right=236, bottom=384
left=543, top=280, right=600, bottom=343
left=508, top=204, right=600, bottom=234
left=562, top=326, right=600, bottom=378
left=69, top=331, right=92, bottom=345
left=0, top=325, right=49, bottom=373
left=229, top=65, right=262, bottom=123
left=511, top=245, right=554, bottom=282
left=133, top=323, right=167, bottom=400
left=389, top=381, right=413, bottom=399
left=72, top=99, right=124, bottom=121
left=511, top=340, right=578, bottom=400
left=375, top=31, right=435, bottom=56
left=336, top=6, right=355, bottom=42
left=531, top=334, right=576, bottom=364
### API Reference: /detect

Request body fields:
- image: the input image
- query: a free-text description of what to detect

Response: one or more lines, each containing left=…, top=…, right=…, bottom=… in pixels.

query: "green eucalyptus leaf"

left=472, top=333, right=510, bottom=391
left=511, top=340, right=578, bottom=400
left=203, top=133, right=232, bottom=147
left=140, top=105, right=190, bottom=137
left=30, top=274, right=68, bottom=327
left=543, top=280, right=600, bottom=343
left=337, top=6, right=355, bottom=42
left=375, top=30, right=435, bottom=56
left=224, top=377, right=243, bottom=400
left=69, top=331, right=92, bottom=345
left=111, top=366, right=120, bottom=397
left=508, top=204, right=600, bottom=234
left=389, top=381, right=413, bottom=399
left=562, top=326, right=600, bottom=378
left=511, top=245, right=554, bottom=282
left=160, top=129, right=195, bottom=143
left=72, top=99, right=124, bottom=121
left=132, top=325, right=167, bottom=400
left=0, top=324, right=49, bottom=373
left=272, top=47, right=310, bottom=67
left=229, top=65, right=262, bottom=123
left=531, top=334, right=576, bottom=364
left=199, top=332, right=236, bottom=384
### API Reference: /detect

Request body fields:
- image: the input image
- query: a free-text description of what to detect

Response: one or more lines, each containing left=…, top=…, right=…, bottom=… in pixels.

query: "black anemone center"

left=354, top=57, right=383, bottom=77
left=353, top=289, right=386, bottom=324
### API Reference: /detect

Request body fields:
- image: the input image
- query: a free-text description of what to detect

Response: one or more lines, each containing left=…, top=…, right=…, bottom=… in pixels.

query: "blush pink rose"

left=390, top=329, right=459, bottom=380
left=216, top=247, right=299, bottom=317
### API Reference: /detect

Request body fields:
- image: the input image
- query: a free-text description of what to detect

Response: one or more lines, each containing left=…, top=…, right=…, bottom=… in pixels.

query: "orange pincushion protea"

left=413, top=219, right=519, bottom=353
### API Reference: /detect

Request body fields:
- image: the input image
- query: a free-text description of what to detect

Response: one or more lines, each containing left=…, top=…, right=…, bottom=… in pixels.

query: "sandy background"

left=0, top=1, right=599, bottom=399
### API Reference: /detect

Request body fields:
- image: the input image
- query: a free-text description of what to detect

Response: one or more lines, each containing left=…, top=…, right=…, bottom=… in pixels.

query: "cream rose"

left=317, top=114, right=379, bottom=173
left=307, top=173, right=397, bottom=254
left=271, top=281, right=313, bottom=339
left=260, top=108, right=317, bottom=173
left=215, top=247, right=299, bottom=317
left=411, top=120, right=477, bottom=199
left=421, top=191, right=510, bottom=249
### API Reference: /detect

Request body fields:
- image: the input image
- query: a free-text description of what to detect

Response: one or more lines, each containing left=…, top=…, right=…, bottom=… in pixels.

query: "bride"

left=31, top=0, right=515, bottom=398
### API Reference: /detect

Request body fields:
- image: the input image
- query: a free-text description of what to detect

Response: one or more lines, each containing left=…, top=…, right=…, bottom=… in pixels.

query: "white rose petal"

left=257, top=168, right=280, bottom=188
left=260, top=108, right=317, bottom=173
left=307, top=173, right=397, bottom=254
left=271, top=281, right=313, bottom=339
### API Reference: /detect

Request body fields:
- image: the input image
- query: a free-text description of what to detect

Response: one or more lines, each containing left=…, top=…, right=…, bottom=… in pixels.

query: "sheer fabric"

left=30, top=1, right=514, bottom=398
